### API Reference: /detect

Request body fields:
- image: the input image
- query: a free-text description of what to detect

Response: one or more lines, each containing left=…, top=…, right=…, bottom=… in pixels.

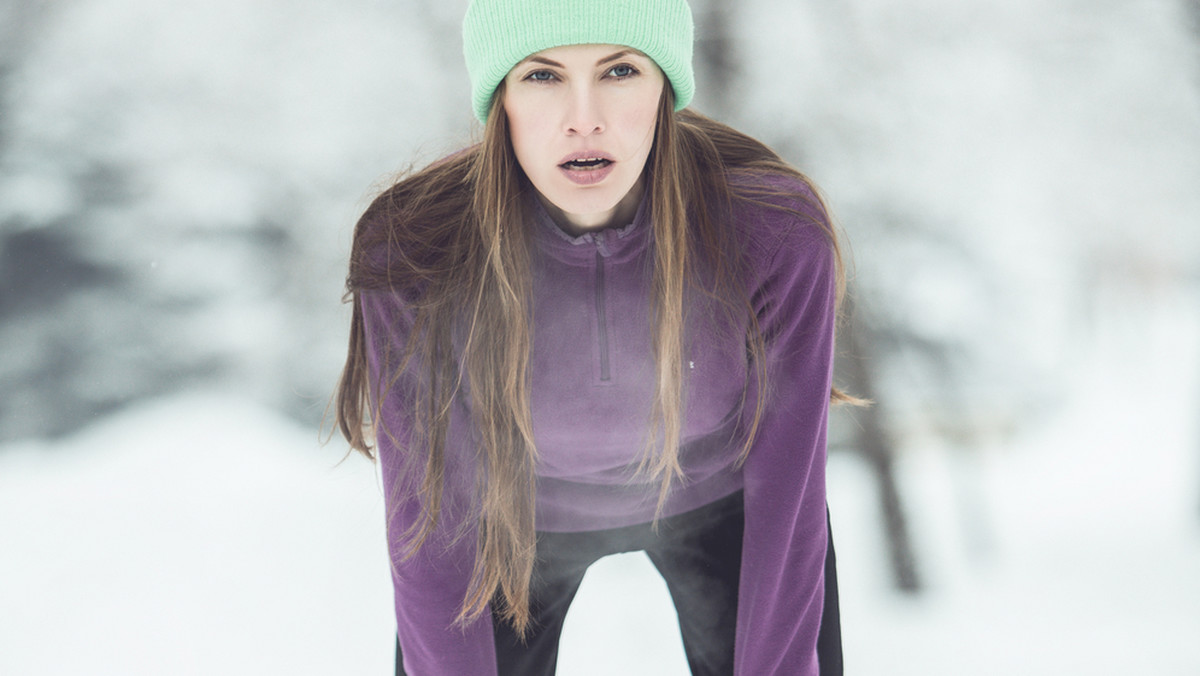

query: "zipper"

left=594, top=248, right=611, bottom=382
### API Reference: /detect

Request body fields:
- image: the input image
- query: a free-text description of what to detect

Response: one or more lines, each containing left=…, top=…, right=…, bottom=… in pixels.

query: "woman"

left=336, top=0, right=853, bottom=673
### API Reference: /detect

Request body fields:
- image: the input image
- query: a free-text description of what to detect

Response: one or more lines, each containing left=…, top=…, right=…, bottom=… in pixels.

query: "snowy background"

left=2, top=0, right=1199, bottom=674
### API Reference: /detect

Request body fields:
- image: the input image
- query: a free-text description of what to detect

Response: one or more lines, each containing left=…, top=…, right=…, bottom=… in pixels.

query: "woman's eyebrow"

left=526, top=56, right=564, bottom=67
left=596, top=49, right=636, bottom=66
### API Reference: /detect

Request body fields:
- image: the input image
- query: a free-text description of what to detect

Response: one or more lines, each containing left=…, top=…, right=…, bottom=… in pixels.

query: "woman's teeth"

left=562, top=158, right=612, bottom=170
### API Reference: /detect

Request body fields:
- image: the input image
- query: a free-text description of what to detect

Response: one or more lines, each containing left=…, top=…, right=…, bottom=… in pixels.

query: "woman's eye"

left=608, top=64, right=638, bottom=79
left=525, top=70, right=556, bottom=82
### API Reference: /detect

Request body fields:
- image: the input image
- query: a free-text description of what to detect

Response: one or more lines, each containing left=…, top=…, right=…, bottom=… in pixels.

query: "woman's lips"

left=558, top=154, right=616, bottom=186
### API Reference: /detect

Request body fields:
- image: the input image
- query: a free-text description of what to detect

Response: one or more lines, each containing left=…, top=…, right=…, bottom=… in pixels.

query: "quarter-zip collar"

left=530, top=191, right=652, bottom=265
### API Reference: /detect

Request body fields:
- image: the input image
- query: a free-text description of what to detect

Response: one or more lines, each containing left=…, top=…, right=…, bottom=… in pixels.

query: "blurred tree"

left=1185, top=0, right=1200, bottom=520
left=692, top=0, right=737, bottom=118
left=0, top=1, right=49, bottom=152
left=0, top=2, right=151, bottom=439
left=838, top=304, right=922, bottom=591
left=0, top=0, right=477, bottom=443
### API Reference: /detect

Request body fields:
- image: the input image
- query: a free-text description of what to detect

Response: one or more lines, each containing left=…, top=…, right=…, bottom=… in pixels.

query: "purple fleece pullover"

left=361, top=173, right=836, bottom=675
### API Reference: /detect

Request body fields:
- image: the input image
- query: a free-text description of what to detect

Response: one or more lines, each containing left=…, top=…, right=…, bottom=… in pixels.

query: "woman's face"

left=503, top=44, right=665, bottom=235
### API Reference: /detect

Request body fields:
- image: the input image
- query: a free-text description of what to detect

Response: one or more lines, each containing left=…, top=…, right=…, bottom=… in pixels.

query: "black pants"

left=396, top=492, right=843, bottom=675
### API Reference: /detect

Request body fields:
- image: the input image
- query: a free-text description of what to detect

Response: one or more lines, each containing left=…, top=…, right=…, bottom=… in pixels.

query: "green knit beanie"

left=462, top=0, right=695, bottom=123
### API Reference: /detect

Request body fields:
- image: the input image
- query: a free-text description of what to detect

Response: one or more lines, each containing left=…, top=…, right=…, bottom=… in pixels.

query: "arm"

left=361, top=289, right=498, bottom=676
left=735, top=210, right=837, bottom=675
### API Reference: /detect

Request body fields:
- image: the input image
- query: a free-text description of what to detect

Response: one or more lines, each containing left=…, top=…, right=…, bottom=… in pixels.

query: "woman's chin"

left=535, top=176, right=644, bottom=232
left=537, top=192, right=621, bottom=229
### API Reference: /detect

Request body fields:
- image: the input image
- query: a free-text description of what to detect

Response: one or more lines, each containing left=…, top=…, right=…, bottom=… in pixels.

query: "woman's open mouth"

left=560, top=158, right=613, bottom=170
left=558, top=155, right=616, bottom=185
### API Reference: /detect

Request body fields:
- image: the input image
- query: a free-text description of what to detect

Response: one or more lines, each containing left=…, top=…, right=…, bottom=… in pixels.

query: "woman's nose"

left=564, top=85, right=604, bottom=136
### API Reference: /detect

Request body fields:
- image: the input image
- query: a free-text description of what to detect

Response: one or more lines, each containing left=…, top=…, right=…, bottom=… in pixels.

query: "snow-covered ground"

left=2, top=289, right=1197, bottom=675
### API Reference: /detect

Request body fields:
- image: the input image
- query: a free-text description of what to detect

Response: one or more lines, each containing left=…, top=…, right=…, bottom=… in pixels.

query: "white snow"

left=0, top=393, right=396, bottom=674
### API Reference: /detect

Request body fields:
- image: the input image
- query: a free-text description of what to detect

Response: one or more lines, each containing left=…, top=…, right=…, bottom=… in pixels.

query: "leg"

left=492, top=577, right=587, bottom=676
left=495, top=525, right=649, bottom=676
left=644, top=494, right=844, bottom=676
left=817, top=506, right=843, bottom=676
left=395, top=523, right=653, bottom=676
left=645, top=491, right=744, bottom=676
left=393, top=540, right=593, bottom=676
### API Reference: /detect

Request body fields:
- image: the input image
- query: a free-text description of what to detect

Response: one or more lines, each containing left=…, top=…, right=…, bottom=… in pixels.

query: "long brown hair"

left=335, top=82, right=853, bottom=636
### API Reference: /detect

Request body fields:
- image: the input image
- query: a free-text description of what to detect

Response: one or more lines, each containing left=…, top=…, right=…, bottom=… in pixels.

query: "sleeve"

left=360, top=289, right=498, bottom=676
left=734, top=210, right=837, bottom=675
